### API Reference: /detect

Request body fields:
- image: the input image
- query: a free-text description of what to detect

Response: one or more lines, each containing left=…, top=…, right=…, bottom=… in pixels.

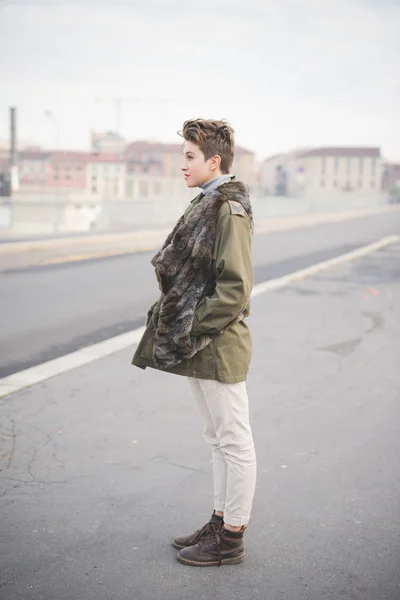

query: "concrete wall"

left=0, top=190, right=388, bottom=235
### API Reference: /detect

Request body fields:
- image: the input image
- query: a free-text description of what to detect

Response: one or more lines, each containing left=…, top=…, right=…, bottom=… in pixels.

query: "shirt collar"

left=199, top=174, right=234, bottom=196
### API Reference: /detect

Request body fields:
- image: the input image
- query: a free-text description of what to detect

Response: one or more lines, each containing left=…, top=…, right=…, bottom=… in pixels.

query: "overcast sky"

left=0, top=0, right=399, bottom=160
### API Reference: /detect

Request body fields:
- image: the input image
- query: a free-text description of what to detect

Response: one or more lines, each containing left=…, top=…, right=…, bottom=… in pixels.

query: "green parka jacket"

left=131, top=186, right=253, bottom=383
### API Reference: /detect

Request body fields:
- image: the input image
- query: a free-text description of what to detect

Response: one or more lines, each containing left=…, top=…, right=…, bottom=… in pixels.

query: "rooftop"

left=299, top=147, right=381, bottom=158
left=50, top=151, right=90, bottom=162
left=87, top=152, right=125, bottom=163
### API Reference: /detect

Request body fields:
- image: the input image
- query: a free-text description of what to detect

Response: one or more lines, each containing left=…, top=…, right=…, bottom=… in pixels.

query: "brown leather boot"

left=172, top=513, right=223, bottom=550
left=177, top=527, right=245, bottom=567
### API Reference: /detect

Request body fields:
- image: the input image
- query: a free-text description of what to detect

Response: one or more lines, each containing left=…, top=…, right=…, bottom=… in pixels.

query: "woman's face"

left=181, top=140, right=221, bottom=188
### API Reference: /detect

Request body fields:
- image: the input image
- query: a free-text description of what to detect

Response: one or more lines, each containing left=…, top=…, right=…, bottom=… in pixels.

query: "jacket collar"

left=191, top=176, right=235, bottom=203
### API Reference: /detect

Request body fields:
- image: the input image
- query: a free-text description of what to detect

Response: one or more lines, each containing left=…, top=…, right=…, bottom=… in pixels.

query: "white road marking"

left=0, top=327, right=145, bottom=398
left=251, top=235, right=399, bottom=297
left=1, top=234, right=398, bottom=398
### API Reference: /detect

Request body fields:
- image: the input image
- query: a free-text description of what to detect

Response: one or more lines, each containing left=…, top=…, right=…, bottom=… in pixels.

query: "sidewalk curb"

left=1, top=205, right=398, bottom=255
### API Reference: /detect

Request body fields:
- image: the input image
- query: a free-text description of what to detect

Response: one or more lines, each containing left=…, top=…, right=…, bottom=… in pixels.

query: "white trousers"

left=188, top=378, right=257, bottom=527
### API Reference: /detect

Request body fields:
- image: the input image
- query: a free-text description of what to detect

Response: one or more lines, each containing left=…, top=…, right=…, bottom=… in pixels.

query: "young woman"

left=132, top=119, right=256, bottom=567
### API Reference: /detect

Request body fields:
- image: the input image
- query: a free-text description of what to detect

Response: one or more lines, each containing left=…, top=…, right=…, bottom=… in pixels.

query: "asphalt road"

left=1, top=209, right=400, bottom=378
left=0, top=237, right=399, bottom=600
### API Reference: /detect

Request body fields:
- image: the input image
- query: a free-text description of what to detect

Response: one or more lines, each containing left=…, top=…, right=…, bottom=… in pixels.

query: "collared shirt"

left=199, top=174, right=234, bottom=196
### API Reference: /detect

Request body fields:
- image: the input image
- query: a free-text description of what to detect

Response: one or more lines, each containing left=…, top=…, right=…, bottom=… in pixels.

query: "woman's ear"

left=209, top=154, right=222, bottom=172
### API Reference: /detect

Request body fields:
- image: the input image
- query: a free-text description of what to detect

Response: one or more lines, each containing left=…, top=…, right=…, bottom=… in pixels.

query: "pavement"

left=1, top=208, right=400, bottom=381
left=1, top=236, right=400, bottom=599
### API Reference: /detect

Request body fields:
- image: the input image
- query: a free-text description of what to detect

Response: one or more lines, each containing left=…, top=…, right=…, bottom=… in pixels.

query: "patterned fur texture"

left=150, top=180, right=253, bottom=369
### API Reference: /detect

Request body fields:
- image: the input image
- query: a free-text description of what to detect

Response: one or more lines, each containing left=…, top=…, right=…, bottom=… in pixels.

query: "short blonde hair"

left=179, top=118, right=235, bottom=174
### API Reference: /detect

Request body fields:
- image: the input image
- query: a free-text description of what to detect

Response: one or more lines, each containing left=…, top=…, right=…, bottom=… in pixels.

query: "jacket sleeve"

left=191, top=204, right=253, bottom=336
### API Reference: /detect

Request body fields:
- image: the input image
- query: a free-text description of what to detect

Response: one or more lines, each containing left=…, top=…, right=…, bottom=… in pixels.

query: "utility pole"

left=9, top=106, right=18, bottom=194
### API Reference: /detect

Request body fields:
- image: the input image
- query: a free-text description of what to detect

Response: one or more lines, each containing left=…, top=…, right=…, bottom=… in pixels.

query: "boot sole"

left=177, top=552, right=245, bottom=567
left=171, top=540, right=186, bottom=550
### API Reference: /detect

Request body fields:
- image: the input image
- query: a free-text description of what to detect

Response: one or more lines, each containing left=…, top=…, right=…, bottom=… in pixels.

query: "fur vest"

left=150, top=180, right=253, bottom=369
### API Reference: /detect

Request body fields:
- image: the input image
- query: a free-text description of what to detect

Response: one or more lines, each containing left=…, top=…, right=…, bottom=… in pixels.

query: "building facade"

left=18, top=150, right=88, bottom=193
left=261, top=147, right=383, bottom=201
left=260, top=150, right=308, bottom=196
left=91, top=131, right=126, bottom=155
left=125, top=141, right=167, bottom=177
left=232, top=146, right=256, bottom=188
left=86, top=153, right=126, bottom=199
left=48, top=151, right=88, bottom=191
left=14, top=137, right=257, bottom=198
left=19, top=150, right=50, bottom=188
left=297, top=147, right=382, bottom=198
left=382, top=163, right=400, bottom=196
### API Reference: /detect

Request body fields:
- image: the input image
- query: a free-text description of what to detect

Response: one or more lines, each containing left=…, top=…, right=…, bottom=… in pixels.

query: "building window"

left=92, top=185, right=97, bottom=193
left=371, top=158, right=376, bottom=177
left=346, top=157, right=351, bottom=176
left=359, top=180, right=362, bottom=188
left=320, top=179, right=325, bottom=187
left=76, top=165, right=82, bottom=171
left=154, top=181, right=162, bottom=195
left=321, top=157, right=326, bottom=175
left=371, top=180, right=375, bottom=188
left=333, top=180, right=338, bottom=187
left=359, top=157, right=363, bottom=174
left=126, top=180, right=133, bottom=196
left=139, top=181, right=149, bottom=197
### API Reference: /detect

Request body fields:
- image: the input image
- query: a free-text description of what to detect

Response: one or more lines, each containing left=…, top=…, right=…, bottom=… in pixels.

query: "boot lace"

left=194, top=519, right=220, bottom=543
left=198, top=531, right=222, bottom=567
